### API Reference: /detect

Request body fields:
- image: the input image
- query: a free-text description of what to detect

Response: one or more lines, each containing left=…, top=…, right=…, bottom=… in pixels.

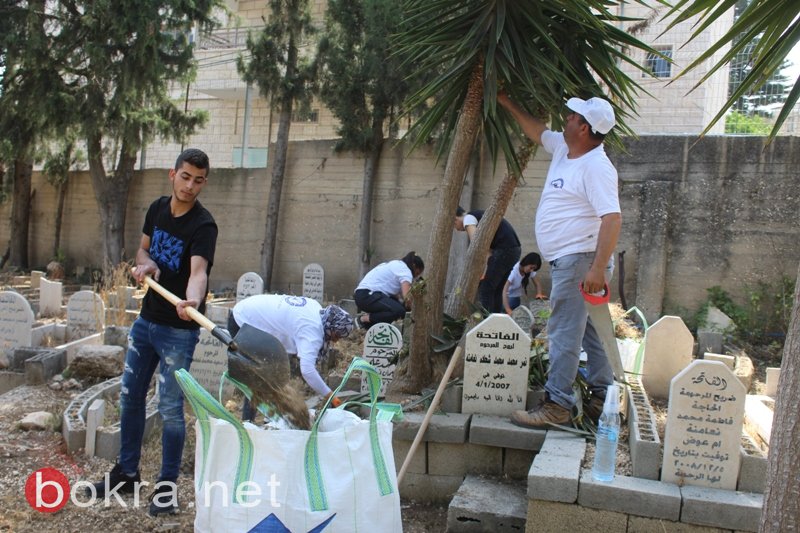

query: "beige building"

left=141, top=0, right=734, bottom=169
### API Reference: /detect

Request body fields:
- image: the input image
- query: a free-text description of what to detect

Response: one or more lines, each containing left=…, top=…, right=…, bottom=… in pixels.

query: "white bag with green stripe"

left=175, top=357, right=403, bottom=533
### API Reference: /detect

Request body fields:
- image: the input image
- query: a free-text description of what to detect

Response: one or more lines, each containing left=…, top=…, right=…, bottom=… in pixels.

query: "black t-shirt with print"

left=468, top=209, right=521, bottom=249
left=140, top=196, right=218, bottom=329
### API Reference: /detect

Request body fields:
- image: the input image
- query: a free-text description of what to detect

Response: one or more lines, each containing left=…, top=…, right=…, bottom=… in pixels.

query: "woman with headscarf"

left=353, top=251, right=425, bottom=329
left=228, top=294, right=354, bottom=420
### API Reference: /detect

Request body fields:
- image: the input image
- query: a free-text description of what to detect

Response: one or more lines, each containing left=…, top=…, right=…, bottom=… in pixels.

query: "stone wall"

left=1, top=135, right=798, bottom=319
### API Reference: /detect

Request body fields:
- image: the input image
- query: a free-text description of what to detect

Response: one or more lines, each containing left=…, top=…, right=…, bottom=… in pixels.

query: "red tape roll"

left=580, top=282, right=610, bottom=305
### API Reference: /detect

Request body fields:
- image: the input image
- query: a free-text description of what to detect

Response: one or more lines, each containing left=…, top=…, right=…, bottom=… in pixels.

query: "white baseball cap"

left=566, top=97, right=616, bottom=135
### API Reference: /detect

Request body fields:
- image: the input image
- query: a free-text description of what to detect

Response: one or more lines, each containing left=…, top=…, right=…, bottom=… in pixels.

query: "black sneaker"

left=148, top=480, right=179, bottom=517
left=87, top=463, right=141, bottom=498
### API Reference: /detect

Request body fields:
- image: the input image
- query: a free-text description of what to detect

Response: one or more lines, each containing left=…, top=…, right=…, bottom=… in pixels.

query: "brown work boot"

left=583, top=393, right=605, bottom=425
left=511, top=401, right=571, bottom=429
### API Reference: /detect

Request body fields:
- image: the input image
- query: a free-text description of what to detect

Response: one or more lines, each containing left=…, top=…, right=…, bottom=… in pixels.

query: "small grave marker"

left=462, top=314, right=530, bottom=416
left=642, top=315, right=694, bottom=400
left=66, top=291, right=105, bottom=340
left=360, top=323, right=402, bottom=395
left=39, top=278, right=63, bottom=316
left=0, top=291, right=34, bottom=356
left=302, top=263, right=324, bottom=303
left=191, top=329, right=234, bottom=396
left=510, top=306, right=533, bottom=335
left=236, top=272, right=264, bottom=302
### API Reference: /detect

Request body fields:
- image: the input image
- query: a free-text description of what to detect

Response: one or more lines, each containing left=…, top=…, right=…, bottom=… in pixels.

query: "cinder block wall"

left=2, top=135, right=798, bottom=319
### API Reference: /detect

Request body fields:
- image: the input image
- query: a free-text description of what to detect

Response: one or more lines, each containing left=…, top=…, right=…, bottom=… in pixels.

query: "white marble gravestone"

left=511, top=306, right=534, bottom=334
left=236, top=272, right=264, bottom=303
left=361, top=323, right=402, bottom=396
left=462, top=314, right=530, bottom=416
left=0, top=291, right=34, bottom=355
left=39, top=278, right=63, bottom=316
left=302, top=263, right=324, bottom=303
left=191, top=329, right=234, bottom=396
left=642, top=315, right=694, bottom=400
left=66, top=291, right=105, bottom=340
left=661, top=360, right=746, bottom=490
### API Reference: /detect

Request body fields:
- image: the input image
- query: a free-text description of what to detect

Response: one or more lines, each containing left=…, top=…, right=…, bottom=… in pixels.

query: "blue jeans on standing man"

left=545, top=252, right=614, bottom=410
left=119, top=317, right=199, bottom=482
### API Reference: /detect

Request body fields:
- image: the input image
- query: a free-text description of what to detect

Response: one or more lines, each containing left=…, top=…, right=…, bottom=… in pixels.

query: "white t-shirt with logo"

left=232, top=294, right=330, bottom=396
left=356, top=260, right=413, bottom=297
left=535, top=131, right=620, bottom=262
left=506, top=262, right=538, bottom=298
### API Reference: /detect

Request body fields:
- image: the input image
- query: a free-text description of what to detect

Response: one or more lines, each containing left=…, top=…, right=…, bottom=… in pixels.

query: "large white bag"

left=176, top=357, right=403, bottom=533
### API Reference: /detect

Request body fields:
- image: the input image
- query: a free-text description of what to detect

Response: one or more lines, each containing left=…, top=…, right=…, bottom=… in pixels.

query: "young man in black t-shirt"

left=89, top=149, right=218, bottom=516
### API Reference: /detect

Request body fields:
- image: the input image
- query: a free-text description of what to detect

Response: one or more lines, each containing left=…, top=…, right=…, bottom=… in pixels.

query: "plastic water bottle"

left=592, top=384, right=620, bottom=482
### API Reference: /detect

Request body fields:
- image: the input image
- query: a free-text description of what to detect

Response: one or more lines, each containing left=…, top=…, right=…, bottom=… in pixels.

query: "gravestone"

left=462, top=313, right=530, bottom=416
left=31, top=271, right=44, bottom=289
left=236, top=272, right=264, bottom=302
left=511, top=306, right=533, bottom=335
left=66, top=291, right=105, bottom=340
left=661, top=360, right=746, bottom=490
left=765, top=367, right=780, bottom=397
left=39, top=278, right=63, bottom=316
left=642, top=316, right=694, bottom=400
left=302, top=263, right=324, bottom=303
left=360, top=323, right=402, bottom=396
left=191, top=329, right=234, bottom=396
left=0, top=291, right=34, bottom=356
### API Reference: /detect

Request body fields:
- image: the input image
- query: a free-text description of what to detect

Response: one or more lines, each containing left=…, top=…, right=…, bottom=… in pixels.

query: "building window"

left=292, top=108, right=319, bottom=123
left=644, top=46, right=673, bottom=78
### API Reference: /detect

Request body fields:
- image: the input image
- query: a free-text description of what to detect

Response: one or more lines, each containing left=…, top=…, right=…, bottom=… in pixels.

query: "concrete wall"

left=1, top=135, right=798, bottom=320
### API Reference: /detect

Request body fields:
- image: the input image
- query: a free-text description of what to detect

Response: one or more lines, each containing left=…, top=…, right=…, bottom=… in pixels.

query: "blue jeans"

left=119, top=317, right=199, bottom=482
left=545, top=252, right=614, bottom=410
left=508, top=296, right=521, bottom=311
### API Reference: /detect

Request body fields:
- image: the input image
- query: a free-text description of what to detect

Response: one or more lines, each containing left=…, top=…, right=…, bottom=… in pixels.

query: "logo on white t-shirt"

left=284, top=295, right=307, bottom=307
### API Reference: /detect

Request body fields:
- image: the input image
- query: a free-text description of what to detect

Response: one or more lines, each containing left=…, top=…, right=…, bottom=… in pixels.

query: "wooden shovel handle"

left=135, top=270, right=218, bottom=333
left=397, top=344, right=463, bottom=485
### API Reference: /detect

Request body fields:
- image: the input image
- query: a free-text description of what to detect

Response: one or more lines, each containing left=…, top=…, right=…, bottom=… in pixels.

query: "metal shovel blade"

left=227, top=323, right=291, bottom=390
left=581, top=283, right=626, bottom=382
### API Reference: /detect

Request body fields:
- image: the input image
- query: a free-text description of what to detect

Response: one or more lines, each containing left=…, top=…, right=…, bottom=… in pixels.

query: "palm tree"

left=392, top=0, right=659, bottom=391
left=664, top=2, right=799, bottom=530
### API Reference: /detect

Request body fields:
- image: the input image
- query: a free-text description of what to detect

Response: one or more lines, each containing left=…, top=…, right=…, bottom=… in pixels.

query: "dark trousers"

left=478, top=246, right=521, bottom=313
left=353, top=289, right=406, bottom=328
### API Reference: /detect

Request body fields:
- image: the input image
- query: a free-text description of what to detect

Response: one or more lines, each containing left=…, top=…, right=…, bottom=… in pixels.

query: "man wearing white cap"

left=498, top=93, right=621, bottom=428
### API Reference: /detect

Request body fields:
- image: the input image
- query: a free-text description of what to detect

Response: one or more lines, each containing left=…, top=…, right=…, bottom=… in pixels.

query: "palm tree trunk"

left=445, top=140, right=536, bottom=318
left=403, top=61, right=484, bottom=391
left=53, top=179, right=68, bottom=257
left=9, top=156, right=33, bottom=269
left=759, top=260, right=800, bottom=531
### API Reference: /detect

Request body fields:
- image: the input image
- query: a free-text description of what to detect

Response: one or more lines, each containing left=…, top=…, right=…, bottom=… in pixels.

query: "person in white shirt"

left=353, top=251, right=425, bottom=329
left=228, top=294, right=354, bottom=420
left=499, top=93, right=622, bottom=429
left=502, top=252, right=546, bottom=315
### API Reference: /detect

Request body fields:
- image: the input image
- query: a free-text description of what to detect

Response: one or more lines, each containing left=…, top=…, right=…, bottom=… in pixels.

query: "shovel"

left=580, top=282, right=626, bottom=383
left=137, top=272, right=290, bottom=390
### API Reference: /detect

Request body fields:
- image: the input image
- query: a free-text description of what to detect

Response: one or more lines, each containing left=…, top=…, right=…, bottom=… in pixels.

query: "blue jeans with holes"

left=119, top=317, right=199, bottom=482
left=545, top=252, right=614, bottom=410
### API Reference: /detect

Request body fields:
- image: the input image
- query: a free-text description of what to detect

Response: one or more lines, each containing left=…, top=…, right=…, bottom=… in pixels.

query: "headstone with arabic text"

left=0, top=291, right=34, bottom=356
left=462, top=313, right=530, bottom=416
left=66, top=291, right=105, bottom=341
left=191, top=329, right=235, bottom=396
left=661, top=359, right=745, bottom=490
left=302, top=263, right=324, bottom=303
left=360, top=323, right=402, bottom=395
left=236, top=272, right=264, bottom=302
left=511, top=305, right=533, bottom=335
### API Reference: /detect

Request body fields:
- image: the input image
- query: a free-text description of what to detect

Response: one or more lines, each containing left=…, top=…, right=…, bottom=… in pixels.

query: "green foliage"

left=395, top=0, right=663, bottom=175
left=725, top=110, right=773, bottom=135
left=696, top=280, right=795, bottom=344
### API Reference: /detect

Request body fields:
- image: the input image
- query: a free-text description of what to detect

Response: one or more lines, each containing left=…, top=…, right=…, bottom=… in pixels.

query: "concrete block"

left=85, top=399, right=105, bottom=457
left=392, top=412, right=471, bottom=443
left=528, top=432, right=586, bottom=503
left=504, top=448, right=535, bottom=480
left=447, top=475, right=527, bottom=532
left=578, top=470, right=681, bottom=521
left=8, top=348, right=43, bottom=371
left=627, top=381, right=662, bottom=480
left=526, top=499, right=628, bottom=533
left=703, top=352, right=735, bottom=370
left=399, top=472, right=463, bottom=504
left=737, top=437, right=767, bottom=494
left=629, top=515, right=730, bottom=532
left=392, top=439, right=426, bottom=475
left=696, top=329, right=723, bottom=355
left=470, top=414, right=546, bottom=451
left=0, top=371, right=26, bottom=395
left=764, top=367, right=779, bottom=397
left=439, top=384, right=462, bottom=413
left=428, top=442, right=502, bottom=477
left=680, top=486, right=763, bottom=532
left=24, top=349, right=67, bottom=385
